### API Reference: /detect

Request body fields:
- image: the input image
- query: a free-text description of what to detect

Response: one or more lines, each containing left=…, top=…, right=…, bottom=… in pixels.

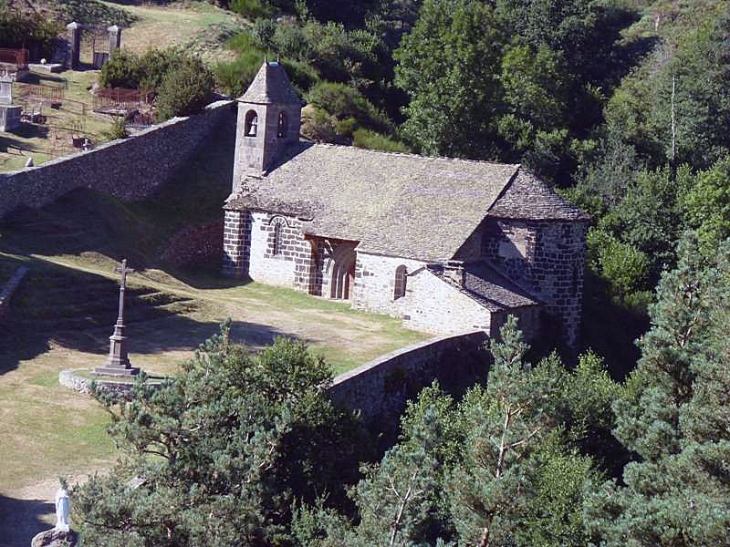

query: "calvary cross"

left=95, top=258, right=140, bottom=376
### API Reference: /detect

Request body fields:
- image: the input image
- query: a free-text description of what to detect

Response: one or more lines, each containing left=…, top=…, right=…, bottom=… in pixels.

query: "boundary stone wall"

left=329, top=331, right=490, bottom=431
left=0, top=100, right=235, bottom=219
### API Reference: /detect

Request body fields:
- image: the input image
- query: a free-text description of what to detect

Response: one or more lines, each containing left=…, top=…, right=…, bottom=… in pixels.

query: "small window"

left=245, top=110, right=258, bottom=137
left=394, top=265, right=407, bottom=299
left=273, top=222, right=282, bottom=255
left=277, top=111, right=288, bottom=138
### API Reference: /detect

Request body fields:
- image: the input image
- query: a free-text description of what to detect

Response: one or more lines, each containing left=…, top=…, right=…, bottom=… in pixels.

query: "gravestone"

left=94, top=259, right=141, bottom=376
left=0, top=77, right=21, bottom=131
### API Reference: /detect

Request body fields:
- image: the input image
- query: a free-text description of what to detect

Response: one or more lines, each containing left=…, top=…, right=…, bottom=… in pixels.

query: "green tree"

left=72, top=325, right=365, bottom=546
left=682, top=155, right=730, bottom=254
left=156, top=57, right=216, bottom=121
left=393, top=0, right=505, bottom=159
left=585, top=233, right=730, bottom=546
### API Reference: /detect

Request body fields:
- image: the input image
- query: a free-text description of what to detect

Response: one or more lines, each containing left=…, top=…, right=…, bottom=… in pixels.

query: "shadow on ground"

left=0, top=495, right=54, bottom=547
left=0, top=257, right=289, bottom=374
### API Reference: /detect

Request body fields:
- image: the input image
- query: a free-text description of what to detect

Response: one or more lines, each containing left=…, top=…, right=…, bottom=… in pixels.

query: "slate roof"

left=488, top=170, right=591, bottom=221
left=238, top=62, right=303, bottom=105
left=228, top=142, right=520, bottom=262
left=429, top=262, right=539, bottom=312
left=227, top=142, right=589, bottom=262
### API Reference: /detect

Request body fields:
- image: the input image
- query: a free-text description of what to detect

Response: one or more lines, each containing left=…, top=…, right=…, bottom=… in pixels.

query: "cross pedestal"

left=95, top=259, right=140, bottom=376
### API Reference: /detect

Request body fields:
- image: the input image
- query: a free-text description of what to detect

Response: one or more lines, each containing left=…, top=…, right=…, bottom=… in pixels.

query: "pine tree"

left=72, top=324, right=365, bottom=546
left=585, top=233, right=730, bottom=546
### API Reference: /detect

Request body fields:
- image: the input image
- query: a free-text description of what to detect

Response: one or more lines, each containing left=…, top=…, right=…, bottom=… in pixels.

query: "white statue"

left=55, top=487, right=70, bottom=532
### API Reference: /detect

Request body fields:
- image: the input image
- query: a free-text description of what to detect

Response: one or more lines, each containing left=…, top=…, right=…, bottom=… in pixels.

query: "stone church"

left=223, top=62, right=590, bottom=348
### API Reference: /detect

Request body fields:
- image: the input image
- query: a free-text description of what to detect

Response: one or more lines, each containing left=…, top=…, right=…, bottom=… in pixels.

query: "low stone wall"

left=0, top=100, right=236, bottom=219
left=0, top=265, right=28, bottom=320
left=329, top=330, right=490, bottom=431
left=161, top=221, right=224, bottom=267
left=59, top=369, right=163, bottom=396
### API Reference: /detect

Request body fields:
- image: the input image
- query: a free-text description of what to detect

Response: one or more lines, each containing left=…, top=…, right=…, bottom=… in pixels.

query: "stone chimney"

left=442, top=261, right=465, bottom=287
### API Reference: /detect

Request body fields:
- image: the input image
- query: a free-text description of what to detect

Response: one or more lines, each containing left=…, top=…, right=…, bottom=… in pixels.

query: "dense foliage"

left=0, top=7, right=61, bottom=58
left=71, top=326, right=367, bottom=546
left=99, top=49, right=216, bottom=121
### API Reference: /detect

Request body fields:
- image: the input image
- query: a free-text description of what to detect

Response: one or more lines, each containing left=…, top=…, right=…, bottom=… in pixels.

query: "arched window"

left=394, top=265, right=407, bottom=300
left=245, top=110, right=258, bottom=137
left=273, top=222, right=282, bottom=255
left=277, top=111, right=288, bottom=138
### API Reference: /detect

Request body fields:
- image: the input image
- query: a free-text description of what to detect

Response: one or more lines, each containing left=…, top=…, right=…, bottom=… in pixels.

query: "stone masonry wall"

left=329, top=330, right=490, bottom=429
left=405, top=268, right=493, bottom=334
left=352, top=252, right=494, bottom=336
left=248, top=211, right=312, bottom=287
left=160, top=221, right=224, bottom=268
left=223, top=209, right=252, bottom=277
left=0, top=100, right=235, bottom=219
left=482, top=218, right=588, bottom=347
left=352, top=252, right=425, bottom=315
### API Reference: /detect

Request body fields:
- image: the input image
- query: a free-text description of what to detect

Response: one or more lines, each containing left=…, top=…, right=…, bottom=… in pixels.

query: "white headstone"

left=54, top=487, right=70, bottom=532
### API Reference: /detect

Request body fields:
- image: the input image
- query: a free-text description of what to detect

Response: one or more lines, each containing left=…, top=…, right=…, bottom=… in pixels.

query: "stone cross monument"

left=95, top=259, right=140, bottom=376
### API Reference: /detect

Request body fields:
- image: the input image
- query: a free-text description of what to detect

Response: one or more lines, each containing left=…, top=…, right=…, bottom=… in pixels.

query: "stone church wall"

left=248, top=211, right=312, bottom=287
left=482, top=218, right=588, bottom=347
left=223, top=209, right=316, bottom=285
left=404, top=268, right=493, bottom=334
left=0, top=100, right=235, bottom=219
left=352, top=252, right=426, bottom=315
left=352, top=252, right=494, bottom=336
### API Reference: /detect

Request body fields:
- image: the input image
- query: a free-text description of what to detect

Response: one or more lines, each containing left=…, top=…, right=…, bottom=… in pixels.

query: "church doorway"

left=329, top=243, right=357, bottom=300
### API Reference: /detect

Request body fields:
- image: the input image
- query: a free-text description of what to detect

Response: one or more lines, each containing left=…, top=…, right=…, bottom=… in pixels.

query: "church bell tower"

left=232, top=61, right=303, bottom=189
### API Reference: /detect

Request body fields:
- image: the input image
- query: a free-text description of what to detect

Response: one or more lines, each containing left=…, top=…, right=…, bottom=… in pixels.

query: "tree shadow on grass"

left=0, top=495, right=54, bottom=547
left=0, top=258, right=292, bottom=376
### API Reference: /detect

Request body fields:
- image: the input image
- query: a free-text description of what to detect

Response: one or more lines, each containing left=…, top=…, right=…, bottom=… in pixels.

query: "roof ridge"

left=308, top=142, right=521, bottom=168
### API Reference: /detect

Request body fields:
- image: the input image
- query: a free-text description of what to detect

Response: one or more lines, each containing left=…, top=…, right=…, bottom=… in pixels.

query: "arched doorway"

left=329, top=243, right=357, bottom=300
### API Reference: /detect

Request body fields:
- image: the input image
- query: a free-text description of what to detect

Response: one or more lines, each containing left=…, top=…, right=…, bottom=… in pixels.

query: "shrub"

left=102, top=117, right=129, bottom=141
left=156, top=58, right=216, bottom=122
left=100, top=48, right=191, bottom=93
left=215, top=49, right=265, bottom=97
left=99, top=50, right=144, bottom=90
left=306, top=81, right=392, bottom=133
left=231, top=0, right=273, bottom=19
left=353, top=128, right=410, bottom=153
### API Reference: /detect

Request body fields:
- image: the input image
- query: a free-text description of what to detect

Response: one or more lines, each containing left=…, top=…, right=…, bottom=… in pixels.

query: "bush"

left=0, top=10, right=62, bottom=58
left=231, top=0, right=274, bottom=19
left=99, top=50, right=144, bottom=90
left=100, top=48, right=191, bottom=93
left=587, top=228, right=651, bottom=299
left=215, top=49, right=265, bottom=97
left=156, top=58, right=216, bottom=122
left=353, top=128, right=410, bottom=153
left=306, top=81, right=392, bottom=133
left=102, top=117, right=129, bottom=141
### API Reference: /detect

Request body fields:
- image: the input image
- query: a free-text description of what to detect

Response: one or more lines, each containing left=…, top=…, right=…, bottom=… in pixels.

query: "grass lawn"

left=104, top=0, right=245, bottom=64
